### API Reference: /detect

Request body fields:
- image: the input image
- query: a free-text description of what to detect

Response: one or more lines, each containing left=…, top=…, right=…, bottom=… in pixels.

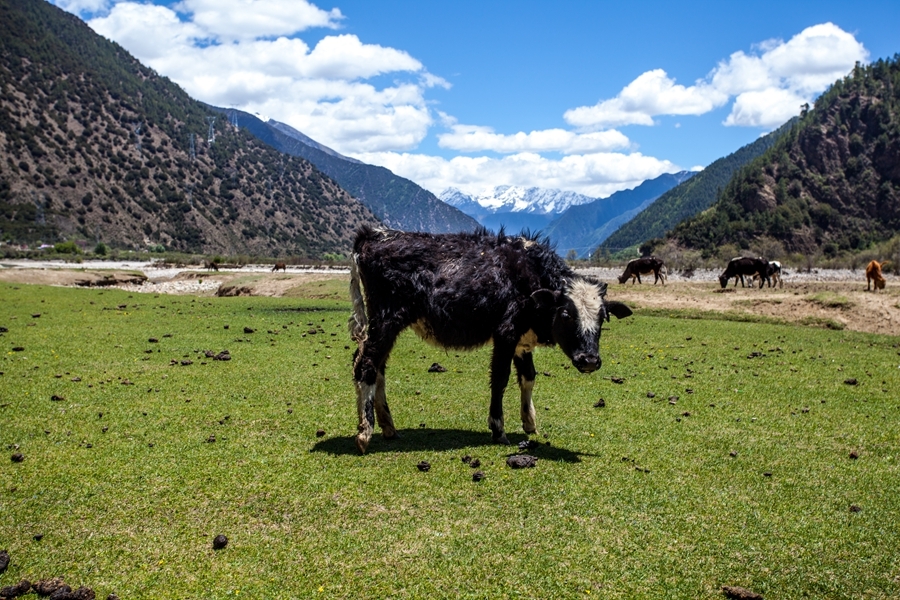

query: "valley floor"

left=1, top=261, right=898, bottom=337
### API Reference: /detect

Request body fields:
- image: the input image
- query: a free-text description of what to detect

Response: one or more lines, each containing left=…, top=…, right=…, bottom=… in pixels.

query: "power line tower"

left=189, top=133, right=196, bottom=161
left=206, top=116, right=216, bottom=144
left=186, top=183, right=195, bottom=209
left=133, top=123, right=142, bottom=156
left=229, top=110, right=238, bottom=130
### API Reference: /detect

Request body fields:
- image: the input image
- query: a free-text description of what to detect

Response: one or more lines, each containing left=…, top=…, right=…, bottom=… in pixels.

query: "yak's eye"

left=559, top=309, right=570, bottom=320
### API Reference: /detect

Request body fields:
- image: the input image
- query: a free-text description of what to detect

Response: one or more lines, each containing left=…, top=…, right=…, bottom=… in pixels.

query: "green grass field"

left=1, top=282, right=899, bottom=599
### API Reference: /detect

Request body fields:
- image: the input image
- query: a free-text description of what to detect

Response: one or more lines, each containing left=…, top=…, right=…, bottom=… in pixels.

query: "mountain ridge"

left=0, top=0, right=378, bottom=256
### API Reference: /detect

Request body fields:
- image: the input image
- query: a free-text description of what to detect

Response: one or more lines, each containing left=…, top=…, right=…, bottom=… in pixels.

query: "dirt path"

left=2, top=262, right=898, bottom=337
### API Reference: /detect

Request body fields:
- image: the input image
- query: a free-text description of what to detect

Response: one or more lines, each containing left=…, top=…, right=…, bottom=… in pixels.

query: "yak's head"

left=718, top=273, right=729, bottom=289
left=532, top=279, right=632, bottom=373
left=617, top=273, right=630, bottom=284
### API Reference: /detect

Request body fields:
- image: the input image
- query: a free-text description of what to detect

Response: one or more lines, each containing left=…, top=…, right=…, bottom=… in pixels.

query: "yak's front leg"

left=488, top=342, right=515, bottom=444
left=513, top=352, right=537, bottom=435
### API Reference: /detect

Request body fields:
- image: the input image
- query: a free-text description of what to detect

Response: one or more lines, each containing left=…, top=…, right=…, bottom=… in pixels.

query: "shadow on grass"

left=311, top=427, right=587, bottom=462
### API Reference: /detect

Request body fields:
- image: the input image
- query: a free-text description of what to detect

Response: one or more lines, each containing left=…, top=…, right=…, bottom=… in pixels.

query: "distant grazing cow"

left=617, top=257, right=667, bottom=285
left=349, top=226, right=633, bottom=453
left=719, top=256, right=769, bottom=289
left=272, top=262, right=287, bottom=272
left=866, top=260, right=885, bottom=291
left=205, top=261, right=219, bottom=272
left=750, top=260, right=783, bottom=288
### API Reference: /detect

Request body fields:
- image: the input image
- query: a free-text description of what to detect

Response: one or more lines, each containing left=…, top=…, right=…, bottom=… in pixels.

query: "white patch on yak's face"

left=567, top=279, right=602, bottom=336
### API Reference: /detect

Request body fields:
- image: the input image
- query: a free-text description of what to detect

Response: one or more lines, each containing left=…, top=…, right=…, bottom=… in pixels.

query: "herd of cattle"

left=620, top=255, right=889, bottom=291
left=345, top=228, right=890, bottom=452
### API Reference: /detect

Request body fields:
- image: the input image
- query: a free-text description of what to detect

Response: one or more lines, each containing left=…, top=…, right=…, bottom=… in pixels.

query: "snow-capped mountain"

left=438, top=172, right=694, bottom=256
left=441, top=186, right=597, bottom=216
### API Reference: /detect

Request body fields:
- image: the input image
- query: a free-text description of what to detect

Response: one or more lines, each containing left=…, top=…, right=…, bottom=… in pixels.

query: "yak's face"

left=718, top=274, right=729, bottom=289
left=534, top=280, right=632, bottom=374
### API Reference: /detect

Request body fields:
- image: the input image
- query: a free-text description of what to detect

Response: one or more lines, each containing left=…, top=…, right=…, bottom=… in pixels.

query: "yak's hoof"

left=493, top=434, right=510, bottom=445
left=355, top=436, right=369, bottom=454
left=383, top=430, right=401, bottom=440
left=524, top=429, right=537, bottom=436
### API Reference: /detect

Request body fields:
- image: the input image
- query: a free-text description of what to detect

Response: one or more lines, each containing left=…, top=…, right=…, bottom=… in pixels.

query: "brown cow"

left=866, top=260, right=885, bottom=291
left=205, top=261, right=219, bottom=272
left=272, top=262, right=287, bottom=272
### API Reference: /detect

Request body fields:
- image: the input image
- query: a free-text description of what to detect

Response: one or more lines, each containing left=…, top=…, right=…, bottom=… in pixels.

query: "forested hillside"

left=599, top=121, right=793, bottom=254
left=0, top=0, right=378, bottom=256
left=668, top=56, right=900, bottom=257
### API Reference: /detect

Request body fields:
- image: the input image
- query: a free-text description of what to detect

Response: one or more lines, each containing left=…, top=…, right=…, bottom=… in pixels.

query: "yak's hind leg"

left=488, top=342, right=515, bottom=444
left=514, top=352, right=537, bottom=435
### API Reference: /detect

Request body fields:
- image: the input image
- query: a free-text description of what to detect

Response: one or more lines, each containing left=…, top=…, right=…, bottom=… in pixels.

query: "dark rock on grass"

left=33, top=534, right=43, bottom=541
left=729, top=451, right=738, bottom=458
left=180, top=360, right=193, bottom=366
left=148, top=338, right=158, bottom=343
left=610, top=376, right=625, bottom=384
left=507, top=455, right=538, bottom=469
left=214, top=351, right=231, bottom=361
left=469, top=458, right=481, bottom=469
left=722, top=585, right=763, bottom=600
left=11, top=453, right=24, bottom=463
left=416, top=460, right=431, bottom=472
left=850, top=504, right=862, bottom=513
left=34, top=577, right=68, bottom=596
left=593, top=398, right=606, bottom=408
left=0, top=580, right=31, bottom=598
left=427, top=362, right=447, bottom=373
left=315, top=429, right=326, bottom=438
left=11, top=347, right=24, bottom=352
left=243, top=327, right=255, bottom=334
left=461, top=455, right=472, bottom=464
left=849, top=450, right=859, bottom=459
left=646, top=392, right=655, bottom=398
left=844, top=378, right=858, bottom=385
left=212, top=534, right=228, bottom=550
left=51, top=395, right=65, bottom=402
left=0, top=549, right=8, bottom=574
left=517, top=440, right=538, bottom=450
left=472, top=470, right=485, bottom=482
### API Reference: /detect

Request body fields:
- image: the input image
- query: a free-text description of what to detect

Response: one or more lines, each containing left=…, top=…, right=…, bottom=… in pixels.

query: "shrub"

left=54, top=240, right=81, bottom=254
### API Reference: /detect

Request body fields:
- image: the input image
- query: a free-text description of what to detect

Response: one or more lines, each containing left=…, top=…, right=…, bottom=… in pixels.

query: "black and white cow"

left=617, top=256, right=667, bottom=285
left=349, top=226, right=632, bottom=453
left=719, top=256, right=770, bottom=289
left=751, top=261, right=783, bottom=288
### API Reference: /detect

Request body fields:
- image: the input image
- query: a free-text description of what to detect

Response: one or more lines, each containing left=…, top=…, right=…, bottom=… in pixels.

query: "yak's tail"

left=349, top=254, right=368, bottom=346
left=661, top=264, right=668, bottom=282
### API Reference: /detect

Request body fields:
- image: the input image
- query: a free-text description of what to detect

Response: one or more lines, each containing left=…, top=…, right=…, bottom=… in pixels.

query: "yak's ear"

left=606, top=300, right=633, bottom=320
left=531, top=289, right=561, bottom=310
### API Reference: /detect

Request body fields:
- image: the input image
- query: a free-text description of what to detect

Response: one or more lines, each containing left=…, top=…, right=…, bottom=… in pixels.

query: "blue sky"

left=54, top=0, right=900, bottom=198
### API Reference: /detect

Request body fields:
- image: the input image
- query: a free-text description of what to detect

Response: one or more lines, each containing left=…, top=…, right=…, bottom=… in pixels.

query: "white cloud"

left=724, top=88, right=808, bottom=128
left=567, top=23, right=868, bottom=130
left=437, top=124, right=631, bottom=154
left=565, top=69, right=727, bottom=128
left=353, top=151, right=679, bottom=198
left=175, top=0, right=343, bottom=41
